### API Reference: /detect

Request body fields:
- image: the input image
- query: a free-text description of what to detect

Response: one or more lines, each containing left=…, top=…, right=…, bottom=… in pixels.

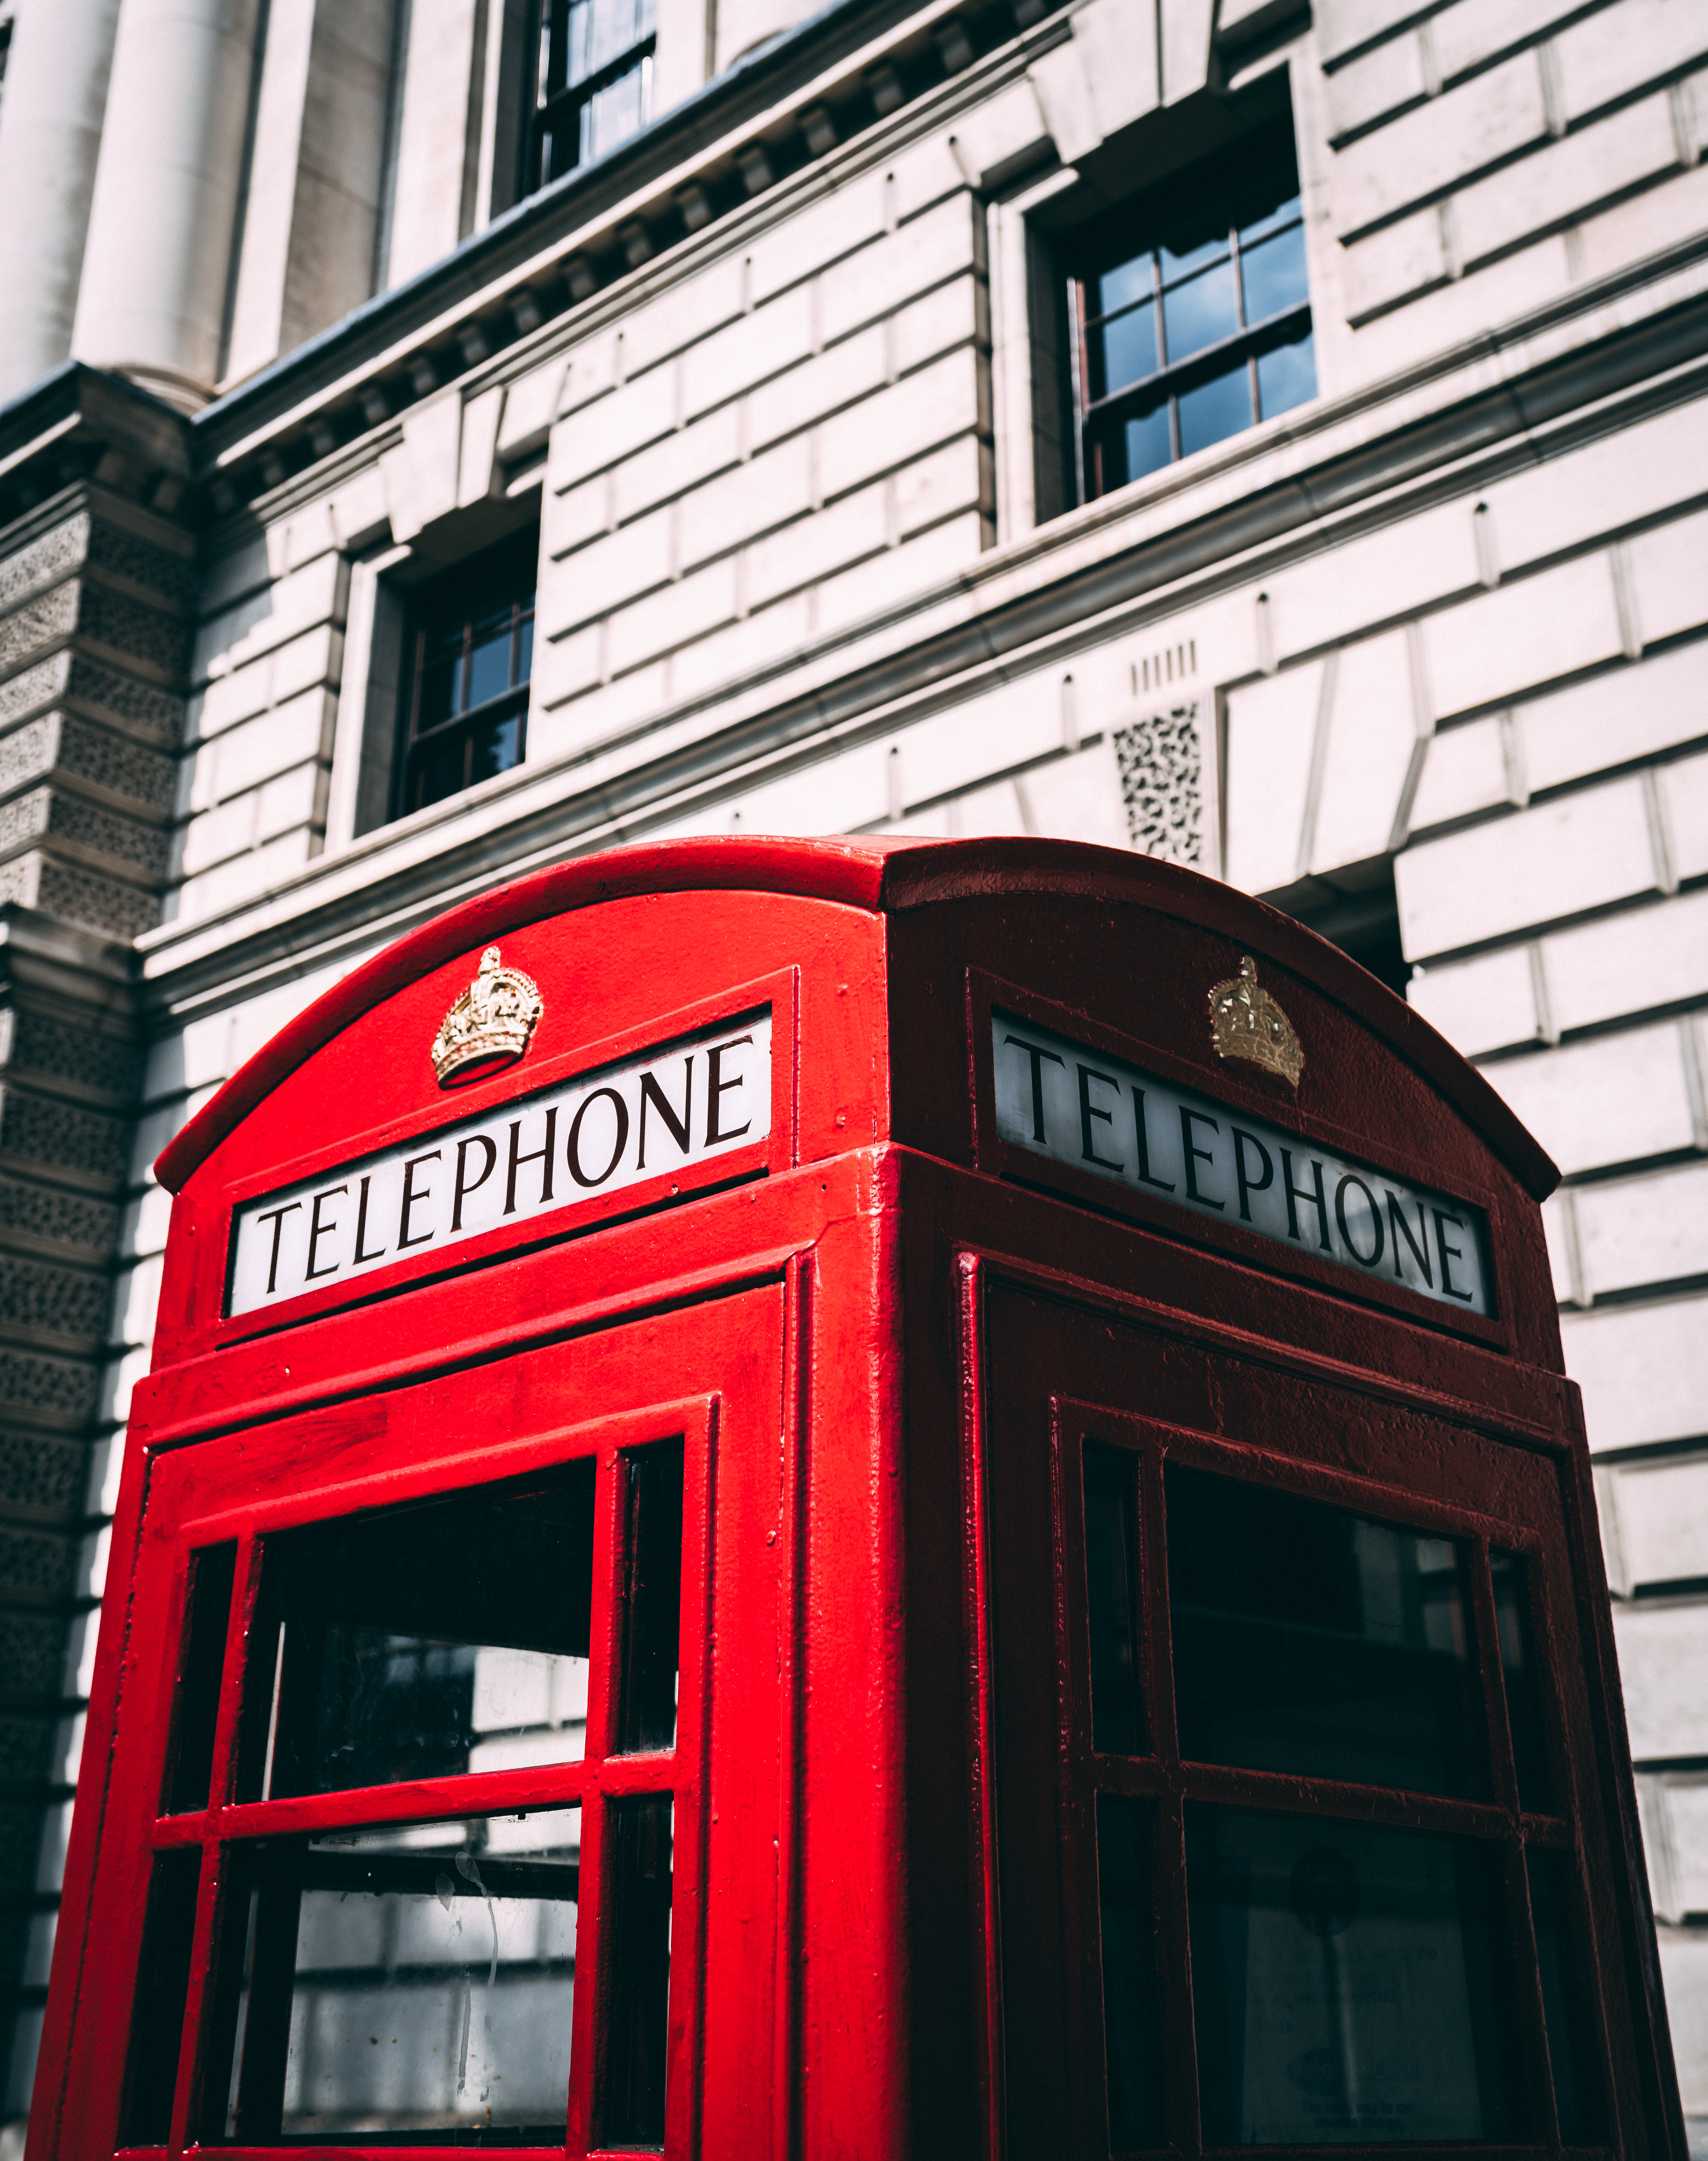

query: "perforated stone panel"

left=1113, top=703, right=1204, bottom=865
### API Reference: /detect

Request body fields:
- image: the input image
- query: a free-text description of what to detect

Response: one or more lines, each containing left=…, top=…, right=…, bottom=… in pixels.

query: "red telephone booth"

left=27, top=836, right=1685, bottom=2161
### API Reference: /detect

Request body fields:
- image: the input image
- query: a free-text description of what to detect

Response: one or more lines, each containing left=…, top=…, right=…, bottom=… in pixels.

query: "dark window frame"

left=395, top=527, right=538, bottom=819
left=523, top=0, right=657, bottom=199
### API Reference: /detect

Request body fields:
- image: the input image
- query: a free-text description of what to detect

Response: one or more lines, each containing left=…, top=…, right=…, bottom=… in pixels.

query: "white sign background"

left=228, top=1011, right=772, bottom=1316
left=992, top=1012, right=1491, bottom=1318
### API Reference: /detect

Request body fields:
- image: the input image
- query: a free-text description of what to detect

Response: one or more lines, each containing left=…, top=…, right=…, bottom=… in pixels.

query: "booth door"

left=977, top=1277, right=1651, bottom=2161
left=64, top=1285, right=787, bottom=2161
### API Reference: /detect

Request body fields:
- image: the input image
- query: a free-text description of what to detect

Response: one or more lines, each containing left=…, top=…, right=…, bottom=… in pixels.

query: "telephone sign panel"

left=28, top=836, right=1685, bottom=2161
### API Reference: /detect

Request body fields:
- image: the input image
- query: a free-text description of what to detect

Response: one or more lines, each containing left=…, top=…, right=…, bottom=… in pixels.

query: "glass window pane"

left=1166, top=1466, right=1488, bottom=1798
left=617, top=1446, right=685, bottom=1753
left=468, top=711, right=525, bottom=788
left=246, top=1462, right=596, bottom=1801
left=412, top=726, right=470, bottom=812
left=1527, top=1848, right=1605, bottom=2142
left=1176, top=362, right=1252, bottom=459
left=213, top=1808, right=580, bottom=2143
left=1084, top=1444, right=1144, bottom=1755
left=1161, top=259, right=1238, bottom=365
left=1159, top=230, right=1228, bottom=282
left=166, top=1541, right=237, bottom=1813
left=123, top=1849, right=203, bottom=2143
left=1239, top=223, right=1310, bottom=326
left=516, top=613, right=534, bottom=685
left=1187, top=1808, right=1528, bottom=2144
left=1093, top=401, right=1173, bottom=495
left=416, top=651, right=461, bottom=733
left=466, top=625, right=514, bottom=711
left=1089, top=303, right=1157, bottom=401
left=1490, top=1551, right=1555, bottom=1812
left=1095, top=254, right=1153, bottom=317
left=1255, top=331, right=1316, bottom=421
left=1097, top=1796, right=1163, bottom=2149
left=601, top=1794, right=674, bottom=2145
left=582, top=55, right=650, bottom=162
left=1241, top=191, right=1303, bottom=246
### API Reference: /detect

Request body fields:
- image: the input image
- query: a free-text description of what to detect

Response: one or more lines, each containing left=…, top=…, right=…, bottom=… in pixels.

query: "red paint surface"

left=33, top=837, right=1680, bottom=2161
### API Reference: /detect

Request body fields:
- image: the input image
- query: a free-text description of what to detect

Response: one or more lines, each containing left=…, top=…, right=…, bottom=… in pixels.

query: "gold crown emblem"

left=1208, top=955, right=1304, bottom=1090
left=431, top=946, right=543, bottom=1088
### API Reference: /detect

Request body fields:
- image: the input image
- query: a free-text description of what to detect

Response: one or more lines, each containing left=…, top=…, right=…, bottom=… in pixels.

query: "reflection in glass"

left=1162, top=261, right=1238, bottom=365
left=602, top=1795, right=674, bottom=2146
left=1121, top=404, right=1172, bottom=485
left=213, top=1810, right=580, bottom=2143
left=1097, top=255, right=1153, bottom=317
left=1256, top=332, right=1316, bottom=421
left=1238, top=224, right=1310, bottom=326
left=1166, top=1466, right=1487, bottom=1797
left=123, top=1848, right=203, bottom=2143
left=1177, top=364, right=1252, bottom=459
left=1090, top=304, right=1157, bottom=401
left=167, top=1541, right=237, bottom=1814
left=1241, top=191, right=1303, bottom=246
left=1187, top=1808, right=1526, bottom=2144
left=617, top=1446, right=685, bottom=1753
left=1527, top=1847, right=1604, bottom=2142
left=246, top=1463, right=596, bottom=1800
left=1097, top=1796, right=1163, bottom=2148
left=1490, top=1551, right=1555, bottom=1811
left=1083, top=1445, right=1144, bottom=1755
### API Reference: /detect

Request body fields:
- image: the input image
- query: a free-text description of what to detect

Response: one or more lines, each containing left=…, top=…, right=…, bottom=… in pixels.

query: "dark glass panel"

left=1527, top=1847, right=1605, bottom=2142
left=1089, top=303, right=1158, bottom=401
left=602, top=1795, right=674, bottom=2146
left=1187, top=1808, right=1528, bottom=2144
left=466, top=622, right=515, bottom=711
left=1490, top=1550, right=1556, bottom=1812
left=1165, top=1465, right=1488, bottom=1797
left=1096, top=254, right=1154, bottom=317
left=166, top=1541, right=237, bottom=1814
left=1161, top=260, right=1238, bottom=365
left=1097, top=1796, right=1163, bottom=2149
left=1176, top=362, right=1252, bottom=458
left=516, top=614, right=534, bottom=685
left=246, top=1462, right=595, bottom=1800
left=1083, top=1444, right=1144, bottom=1756
left=122, top=1848, right=203, bottom=2143
left=616, top=1445, right=685, bottom=1753
left=416, top=650, right=461, bottom=733
left=211, top=1810, right=580, bottom=2144
left=1159, top=230, right=1228, bottom=283
left=1241, top=191, right=1303, bottom=246
left=1105, top=402, right=1172, bottom=489
left=413, top=727, right=470, bottom=812
left=1239, top=223, right=1309, bottom=325
left=1255, top=331, right=1316, bottom=420
left=468, top=711, right=525, bottom=788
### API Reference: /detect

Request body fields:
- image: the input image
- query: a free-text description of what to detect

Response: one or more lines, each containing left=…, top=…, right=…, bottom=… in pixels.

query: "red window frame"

left=106, top=1390, right=716, bottom=2161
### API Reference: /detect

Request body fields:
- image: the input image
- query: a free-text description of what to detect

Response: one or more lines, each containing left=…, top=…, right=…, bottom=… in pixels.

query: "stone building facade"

left=0, top=0, right=1705, bottom=2138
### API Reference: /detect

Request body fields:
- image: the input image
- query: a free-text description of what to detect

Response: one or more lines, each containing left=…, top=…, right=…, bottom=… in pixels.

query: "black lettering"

left=397, top=1150, right=442, bottom=1249
left=304, top=1184, right=347, bottom=1281
left=1130, top=1088, right=1175, bottom=1192
left=505, top=1106, right=558, bottom=1215
left=569, top=1088, right=630, bottom=1187
left=353, top=1174, right=387, bottom=1264
left=638, top=1060, right=693, bottom=1169
left=1232, top=1129, right=1273, bottom=1223
left=1335, top=1175, right=1385, bottom=1268
left=1434, top=1209, right=1475, bottom=1302
left=706, top=1035, right=754, bottom=1145
left=1179, top=1108, right=1224, bottom=1210
left=1386, top=1192, right=1433, bottom=1288
left=1004, top=1034, right=1065, bottom=1144
left=1077, top=1065, right=1124, bottom=1172
left=255, top=1200, right=302, bottom=1296
left=1281, top=1149, right=1331, bottom=1251
left=453, top=1134, right=498, bottom=1231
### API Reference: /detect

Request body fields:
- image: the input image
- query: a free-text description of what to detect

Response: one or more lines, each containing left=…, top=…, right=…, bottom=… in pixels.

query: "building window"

left=1065, top=118, right=1315, bottom=504
left=525, top=0, right=657, bottom=195
left=397, top=528, right=536, bottom=817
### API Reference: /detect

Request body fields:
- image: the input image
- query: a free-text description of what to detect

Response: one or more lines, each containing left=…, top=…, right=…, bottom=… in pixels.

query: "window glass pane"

left=1187, top=1808, right=1527, bottom=2144
left=123, top=1848, right=203, bottom=2143
left=1239, top=223, right=1309, bottom=326
left=1089, top=303, right=1157, bottom=401
left=1161, top=260, right=1238, bottom=365
left=1255, top=331, right=1316, bottom=421
left=466, top=623, right=515, bottom=711
left=412, top=727, right=470, bottom=812
left=1100, top=402, right=1172, bottom=491
left=1490, top=1551, right=1555, bottom=1812
left=1159, top=230, right=1228, bottom=282
left=516, top=613, right=534, bottom=686
left=1241, top=191, right=1303, bottom=246
left=1084, top=1444, right=1144, bottom=1755
left=581, top=56, right=650, bottom=162
left=213, top=1808, right=580, bottom=2143
left=1176, top=362, right=1252, bottom=458
left=617, top=1446, right=685, bottom=1753
left=601, top=1795, right=673, bottom=2146
left=1095, top=255, right=1153, bottom=317
left=246, top=1462, right=595, bottom=1801
left=1526, top=1848, right=1605, bottom=2142
left=468, top=711, right=526, bottom=790
left=416, top=651, right=461, bottom=733
left=1097, top=1796, right=1163, bottom=2149
left=166, top=1541, right=237, bottom=1814
left=1166, top=1466, right=1488, bottom=1798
